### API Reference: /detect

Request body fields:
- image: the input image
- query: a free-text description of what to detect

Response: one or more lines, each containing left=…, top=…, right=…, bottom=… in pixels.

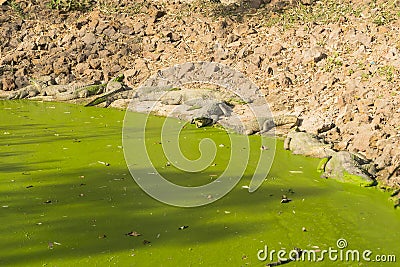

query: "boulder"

left=322, top=151, right=376, bottom=187
left=285, top=131, right=334, bottom=158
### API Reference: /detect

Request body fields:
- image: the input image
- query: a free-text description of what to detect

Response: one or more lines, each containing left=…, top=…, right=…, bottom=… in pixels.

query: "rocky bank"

left=1, top=0, right=399, bottom=192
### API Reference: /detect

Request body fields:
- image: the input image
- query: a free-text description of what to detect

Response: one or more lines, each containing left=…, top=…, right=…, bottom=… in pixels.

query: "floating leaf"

left=125, top=231, right=141, bottom=237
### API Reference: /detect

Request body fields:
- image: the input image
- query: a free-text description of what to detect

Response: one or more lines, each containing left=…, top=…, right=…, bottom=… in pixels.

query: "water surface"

left=0, top=100, right=398, bottom=266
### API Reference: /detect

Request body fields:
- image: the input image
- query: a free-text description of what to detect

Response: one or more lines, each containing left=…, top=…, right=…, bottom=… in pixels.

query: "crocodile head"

left=191, top=117, right=213, bottom=128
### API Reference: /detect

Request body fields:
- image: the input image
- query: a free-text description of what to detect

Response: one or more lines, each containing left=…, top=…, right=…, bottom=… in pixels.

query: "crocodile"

left=56, top=84, right=107, bottom=101
left=7, top=85, right=39, bottom=100
left=188, top=100, right=232, bottom=127
left=28, top=74, right=125, bottom=101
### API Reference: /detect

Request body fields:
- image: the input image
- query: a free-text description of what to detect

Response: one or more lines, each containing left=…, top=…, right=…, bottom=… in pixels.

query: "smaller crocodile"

left=56, top=84, right=106, bottom=101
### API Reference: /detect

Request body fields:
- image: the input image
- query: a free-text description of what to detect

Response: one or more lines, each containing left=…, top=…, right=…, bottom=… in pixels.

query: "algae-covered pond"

left=0, top=100, right=399, bottom=266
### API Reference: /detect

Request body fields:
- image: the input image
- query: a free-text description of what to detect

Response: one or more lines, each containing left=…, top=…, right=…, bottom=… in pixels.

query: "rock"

left=323, top=151, right=376, bottom=186
left=160, top=91, right=183, bottom=105
left=103, top=26, right=117, bottom=40
left=167, top=32, right=180, bottom=42
left=233, top=24, right=249, bottom=36
left=106, top=80, right=122, bottom=92
left=260, top=115, right=299, bottom=133
left=301, top=0, right=314, bottom=5
left=53, top=58, right=70, bottom=76
left=82, top=32, right=96, bottom=46
left=302, top=46, right=327, bottom=63
left=354, top=32, right=372, bottom=47
left=36, top=35, right=52, bottom=50
left=300, top=114, right=335, bottom=135
left=2, top=75, right=15, bottom=91
left=88, top=58, right=101, bottom=69
left=286, top=131, right=334, bottom=158
left=270, top=43, right=284, bottom=56
left=74, top=63, right=90, bottom=75
left=14, top=76, right=30, bottom=89
left=351, top=127, right=374, bottom=152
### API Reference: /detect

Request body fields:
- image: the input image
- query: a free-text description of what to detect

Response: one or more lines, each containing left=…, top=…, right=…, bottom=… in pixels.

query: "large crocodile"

left=7, top=74, right=125, bottom=103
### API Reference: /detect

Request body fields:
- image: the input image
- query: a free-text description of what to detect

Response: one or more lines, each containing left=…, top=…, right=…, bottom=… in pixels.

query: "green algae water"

left=0, top=100, right=399, bottom=266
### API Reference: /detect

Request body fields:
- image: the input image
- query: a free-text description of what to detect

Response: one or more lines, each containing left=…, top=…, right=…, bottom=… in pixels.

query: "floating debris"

left=260, top=145, right=269, bottom=150
left=302, top=227, right=307, bottom=232
left=165, top=161, right=171, bottom=167
left=219, top=144, right=225, bottom=147
left=242, top=185, right=250, bottom=189
left=143, top=240, right=151, bottom=245
left=26, top=185, right=34, bottom=188
left=43, top=200, right=52, bottom=204
left=178, top=225, right=189, bottom=230
left=98, top=161, right=110, bottom=166
left=125, top=231, right=141, bottom=237
left=281, top=195, right=292, bottom=203
left=224, top=211, right=231, bottom=214
left=289, top=170, right=303, bottom=174
left=98, top=234, right=107, bottom=239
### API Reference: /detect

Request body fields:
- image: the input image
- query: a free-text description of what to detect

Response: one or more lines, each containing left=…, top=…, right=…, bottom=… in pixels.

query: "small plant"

left=361, top=72, right=371, bottom=81
left=378, top=65, right=396, bottom=82
left=47, top=0, right=93, bottom=11
left=8, top=0, right=26, bottom=18
left=324, top=53, right=343, bottom=72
